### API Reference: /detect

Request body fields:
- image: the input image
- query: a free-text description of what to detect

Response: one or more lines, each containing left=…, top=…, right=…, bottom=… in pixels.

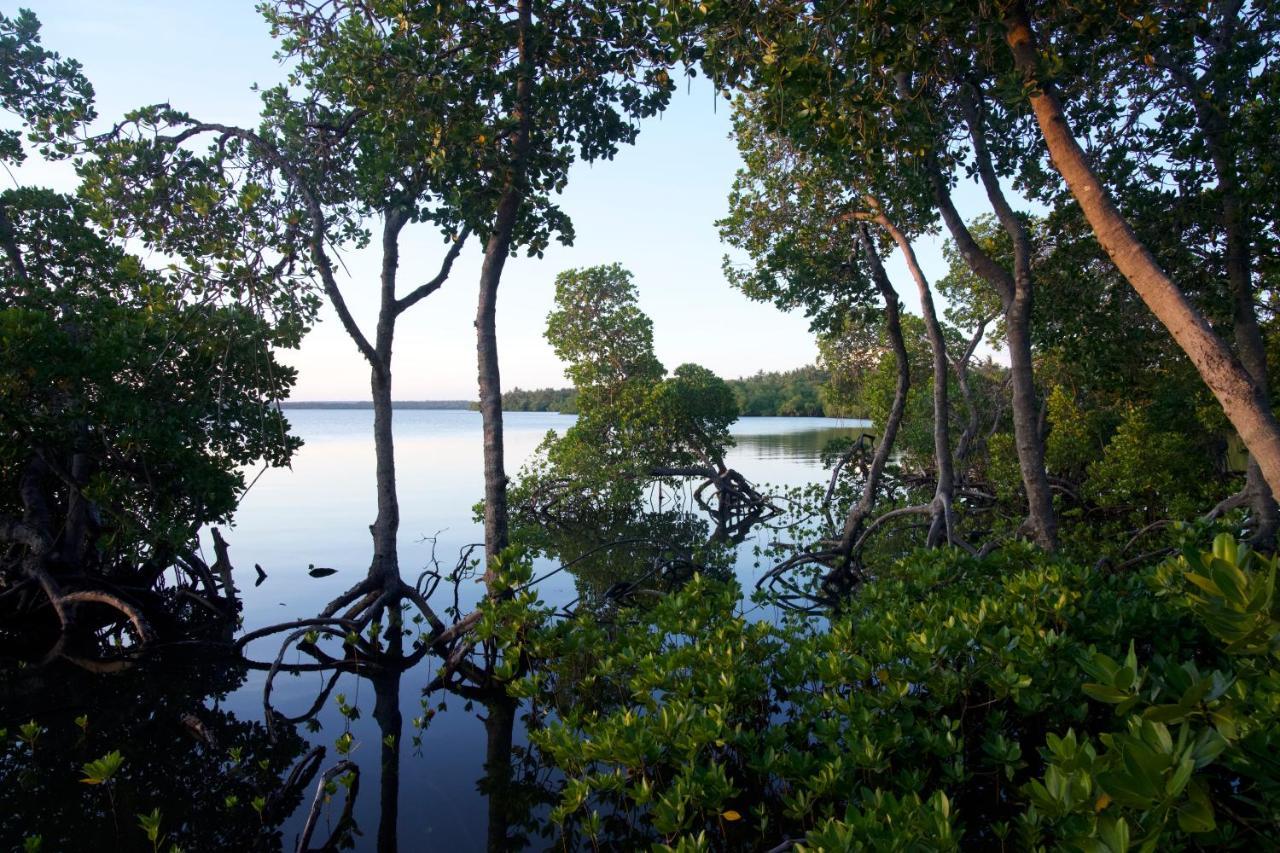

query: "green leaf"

left=81, top=750, right=124, bottom=785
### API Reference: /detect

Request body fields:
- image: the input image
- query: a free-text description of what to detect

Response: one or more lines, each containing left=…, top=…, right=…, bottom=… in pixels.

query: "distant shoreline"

left=280, top=401, right=474, bottom=410
left=279, top=402, right=863, bottom=420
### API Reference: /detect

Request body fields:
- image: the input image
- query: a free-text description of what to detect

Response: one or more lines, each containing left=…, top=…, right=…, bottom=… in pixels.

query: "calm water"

left=7, top=410, right=868, bottom=850
left=227, top=410, right=870, bottom=632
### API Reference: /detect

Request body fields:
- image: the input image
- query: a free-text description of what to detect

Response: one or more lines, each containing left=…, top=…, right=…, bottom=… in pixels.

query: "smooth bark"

left=926, top=88, right=1058, bottom=549
left=1152, top=21, right=1278, bottom=545
left=836, top=224, right=911, bottom=556
left=477, top=0, right=532, bottom=572
left=869, top=204, right=958, bottom=546
left=1003, top=2, right=1280, bottom=503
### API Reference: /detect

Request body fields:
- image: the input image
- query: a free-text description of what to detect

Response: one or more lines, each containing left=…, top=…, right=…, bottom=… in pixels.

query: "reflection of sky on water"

left=228, top=411, right=870, bottom=630
left=218, top=408, right=863, bottom=850
left=731, top=420, right=875, bottom=462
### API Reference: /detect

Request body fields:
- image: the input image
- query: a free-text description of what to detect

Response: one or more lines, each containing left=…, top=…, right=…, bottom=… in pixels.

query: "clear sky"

left=15, top=1, right=1001, bottom=401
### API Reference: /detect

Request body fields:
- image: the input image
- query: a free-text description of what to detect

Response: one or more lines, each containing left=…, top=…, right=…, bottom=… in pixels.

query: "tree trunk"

left=369, top=212, right=408, bottom=592
left=837, top=224, right=911, bottom=556
left=372, top=668, right=403, bottom=853
left=62, top=445, right=95, bottom=569
left=476, top=230, right=512, bottom=570
left=1003, top=3, right=1280, bottom=502
left=477, top=0, right=532, bottom=573
left=930, top=92, right=1058, bottom=549
left=482, top=691, right=518, bottom=852
left=1181, top=54, right=1278, bottom=546
left=369, top=371, right=398, bottom=579
left=952, top=316, right=989, bottom=467
left=871, top=206, right=958, bottom=546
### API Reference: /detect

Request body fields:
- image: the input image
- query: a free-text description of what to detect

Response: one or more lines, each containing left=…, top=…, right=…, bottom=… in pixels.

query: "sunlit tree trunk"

left=836, top=224, right=911, bottom=556
left=1003, top=2, right=1280, bottom=504
left=871, top=206, right=958, bottom=546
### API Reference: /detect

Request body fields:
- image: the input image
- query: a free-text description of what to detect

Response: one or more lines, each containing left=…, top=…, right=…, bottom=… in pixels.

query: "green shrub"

left=515, top=534, right=1279, bottom=849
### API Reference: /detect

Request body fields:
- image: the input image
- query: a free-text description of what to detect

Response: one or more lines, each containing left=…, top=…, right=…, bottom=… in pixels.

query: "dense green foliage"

left=498, top=532, right=1279, bottom=850
left=728, top=366, right=846, bottom=418
left=494, top=387, right=579, bottom=414
left=1, top=190, right=303, bottom=560
left=514, top=265, right=738, bottom=520
left=7, top=2, right=1280, bottom=850
left=1, top=11, right=308, bottom=586
left=496, top=366, right=845, bottom=418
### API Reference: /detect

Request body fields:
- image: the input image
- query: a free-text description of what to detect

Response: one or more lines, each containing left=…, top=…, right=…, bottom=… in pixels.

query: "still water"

left=240, top=409, right=869, bottom=850
left=7, top=409, right=868, bottom=850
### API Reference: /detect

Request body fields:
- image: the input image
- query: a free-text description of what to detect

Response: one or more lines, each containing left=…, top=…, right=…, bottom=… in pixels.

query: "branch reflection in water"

left=3, top=412, right=860, bottom=850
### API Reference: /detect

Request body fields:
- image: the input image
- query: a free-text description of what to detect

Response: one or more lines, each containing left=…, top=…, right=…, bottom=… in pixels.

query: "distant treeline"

left=729, top=365, right=864, bottom=418
left=487, top=367, right=865, bottom=418
left=476, top=387, right=579, bottom=413
left=281, top=400, right=474, bottom=410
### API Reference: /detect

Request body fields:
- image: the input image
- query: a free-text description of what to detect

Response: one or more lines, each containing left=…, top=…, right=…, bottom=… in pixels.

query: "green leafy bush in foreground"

left=509, top=534, right=1279, bottom=850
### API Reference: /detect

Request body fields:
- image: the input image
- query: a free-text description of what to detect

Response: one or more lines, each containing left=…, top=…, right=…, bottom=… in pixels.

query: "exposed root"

left=296, top=759, right=360, bottom=852
left=59, top=590, right=153, bottom=645
left=3, top=522, right=242, bottom=669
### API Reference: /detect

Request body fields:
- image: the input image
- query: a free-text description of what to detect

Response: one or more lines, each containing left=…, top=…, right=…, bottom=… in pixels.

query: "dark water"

left=2, top=411, right=867, bottom=851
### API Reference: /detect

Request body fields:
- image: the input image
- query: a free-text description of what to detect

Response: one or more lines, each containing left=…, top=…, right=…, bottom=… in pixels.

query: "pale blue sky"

left=14, top=1, right=999, bottom=400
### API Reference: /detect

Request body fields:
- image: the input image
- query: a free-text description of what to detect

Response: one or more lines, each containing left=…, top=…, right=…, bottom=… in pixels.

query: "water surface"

left=27, top=410, right=869, bottom=850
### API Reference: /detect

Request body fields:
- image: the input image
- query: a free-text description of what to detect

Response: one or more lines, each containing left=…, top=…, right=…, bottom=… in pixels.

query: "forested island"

left=4, top=2, right=1280, bottom=851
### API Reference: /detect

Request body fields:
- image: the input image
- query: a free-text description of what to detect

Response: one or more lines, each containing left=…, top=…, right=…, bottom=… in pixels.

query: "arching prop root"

left=519, top=466, right=783, bottom=535
left=296, top=759, right=360, bottom=853
left=240, top=563, right=486, bottom=741
left=757, top=493, right=977, bottom=606
left=1, top=520, right=245, bottom=670
left=754, top=548, right=848, bottom=610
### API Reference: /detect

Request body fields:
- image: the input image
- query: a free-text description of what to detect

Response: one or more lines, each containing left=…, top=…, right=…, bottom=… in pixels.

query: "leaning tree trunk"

left=1003, top=2, right=1280, bottom=502
left=870, top=205, right=959, bottom=546
left=477, top=0, right=532, bottom=574
left=836, top=224, right=911, bottom=557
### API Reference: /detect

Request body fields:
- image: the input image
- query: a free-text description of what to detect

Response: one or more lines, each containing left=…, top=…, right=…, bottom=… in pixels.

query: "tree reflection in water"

left=0, top=652, right=311, bottom=851
left=1, top=483, right=783, bottom=851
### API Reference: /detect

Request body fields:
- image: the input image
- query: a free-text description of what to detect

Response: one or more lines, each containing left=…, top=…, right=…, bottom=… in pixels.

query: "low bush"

left=511, top=533, right=1279, bottom=850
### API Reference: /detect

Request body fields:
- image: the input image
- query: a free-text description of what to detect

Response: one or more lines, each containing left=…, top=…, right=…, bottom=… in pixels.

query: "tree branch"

left=393, top=226, right=471, bottom=316
left=0, top=198, right=29, bottom=288
left=161, top=118, right=383, bottom=374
